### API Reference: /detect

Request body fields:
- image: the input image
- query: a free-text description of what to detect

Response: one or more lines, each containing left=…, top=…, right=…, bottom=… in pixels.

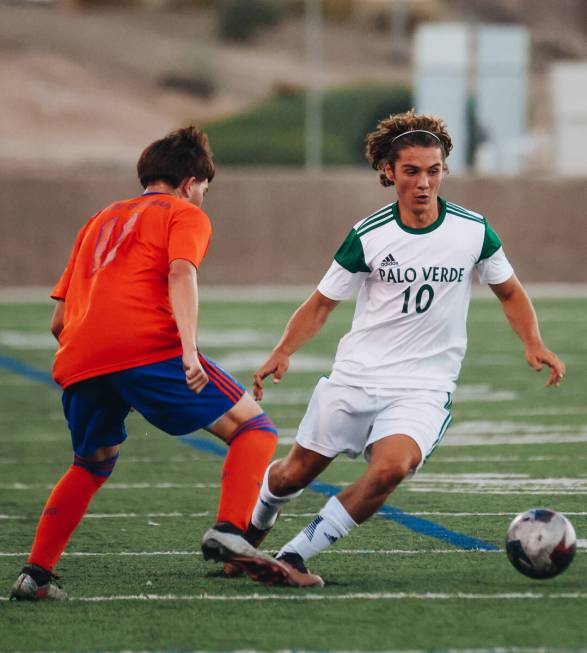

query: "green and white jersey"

left=318, top=197, right=513, bottom=392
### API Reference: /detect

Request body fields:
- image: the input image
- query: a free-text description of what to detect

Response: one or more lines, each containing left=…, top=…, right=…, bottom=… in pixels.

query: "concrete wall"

left=1, top=168, right=586, bottom=286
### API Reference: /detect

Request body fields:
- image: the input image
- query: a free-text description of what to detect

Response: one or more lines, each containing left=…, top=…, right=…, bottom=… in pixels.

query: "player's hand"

left=253, top=350, right=290, bottom=401
left=183, top=352, right=209, bottom=394
left=525, top=345, right=566, bottom=387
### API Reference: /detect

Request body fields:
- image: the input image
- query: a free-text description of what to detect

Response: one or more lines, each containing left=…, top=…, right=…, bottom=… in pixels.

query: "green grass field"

left=0, top=294, right=586, bottom=652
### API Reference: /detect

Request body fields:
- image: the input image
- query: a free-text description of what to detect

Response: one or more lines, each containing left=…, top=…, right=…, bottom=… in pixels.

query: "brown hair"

left=365, top=110, right=452, bottom=187
left=137, top=125, right=215, bottom=189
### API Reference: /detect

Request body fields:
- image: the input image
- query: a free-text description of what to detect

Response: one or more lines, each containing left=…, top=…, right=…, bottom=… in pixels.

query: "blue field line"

left=0, top=353, right=498, bottom=552
left=179, top=436, right=498, bottom=552
left=0, top=353, right=58, bottom=387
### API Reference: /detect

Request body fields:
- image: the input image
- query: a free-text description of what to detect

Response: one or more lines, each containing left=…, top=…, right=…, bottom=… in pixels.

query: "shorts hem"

left=295, top=434, right=339, bottom=459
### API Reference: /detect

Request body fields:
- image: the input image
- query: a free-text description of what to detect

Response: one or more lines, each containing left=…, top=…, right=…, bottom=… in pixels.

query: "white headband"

left=391, top=129, right=442, bottom=144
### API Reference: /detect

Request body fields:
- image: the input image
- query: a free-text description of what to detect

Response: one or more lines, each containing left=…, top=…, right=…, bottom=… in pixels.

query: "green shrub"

left=217, top=0, right=283, bottom=42
left=205, top=83, right=412, bottom=166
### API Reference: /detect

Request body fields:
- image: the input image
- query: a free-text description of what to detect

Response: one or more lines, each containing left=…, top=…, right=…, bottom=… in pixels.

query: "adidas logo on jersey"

left=380, top=253, right=398, bottom=267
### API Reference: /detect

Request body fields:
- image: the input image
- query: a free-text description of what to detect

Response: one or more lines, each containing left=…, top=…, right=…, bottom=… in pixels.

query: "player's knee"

left=367, top=461, right=411, bottom=495
left=269, top=459, right=306, bottom=495
left=227, top=412, right=278, bottom=444
left=73, top=451, right=119, bottom=482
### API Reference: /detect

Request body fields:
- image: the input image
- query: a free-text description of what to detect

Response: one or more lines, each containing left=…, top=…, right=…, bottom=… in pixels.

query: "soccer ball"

left=506, top=508, right=576, bottom=579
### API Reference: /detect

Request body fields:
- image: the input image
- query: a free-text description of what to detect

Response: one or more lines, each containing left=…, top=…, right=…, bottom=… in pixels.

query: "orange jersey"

left=51, top=192, right=212, bottom=388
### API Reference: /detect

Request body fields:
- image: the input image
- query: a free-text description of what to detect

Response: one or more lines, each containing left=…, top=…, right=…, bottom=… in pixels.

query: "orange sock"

left=216, top=415, right=278, bottom=531
left=28, top=458, right=114, bottom=572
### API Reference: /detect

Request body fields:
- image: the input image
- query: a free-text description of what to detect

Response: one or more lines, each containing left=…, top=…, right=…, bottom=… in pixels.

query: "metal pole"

left=390, top=0, right=409, bottom=64
left=305, top=0, right=322, bottom=170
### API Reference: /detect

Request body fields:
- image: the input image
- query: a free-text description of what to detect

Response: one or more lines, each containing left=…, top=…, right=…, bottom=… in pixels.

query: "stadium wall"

left=1, top=168, right=585, bottom=286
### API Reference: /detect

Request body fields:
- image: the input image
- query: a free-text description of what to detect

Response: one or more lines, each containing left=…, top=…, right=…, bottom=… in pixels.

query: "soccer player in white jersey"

left=240, top=110, right=566, bottom=587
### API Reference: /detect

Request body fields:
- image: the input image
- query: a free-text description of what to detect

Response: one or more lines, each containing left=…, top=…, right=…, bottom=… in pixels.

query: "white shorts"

left=296, top=377, right=453, bottom=468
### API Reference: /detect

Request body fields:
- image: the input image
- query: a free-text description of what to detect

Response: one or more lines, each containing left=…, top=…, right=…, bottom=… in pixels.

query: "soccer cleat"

left=274, top=551, right=325, bottom=588
left=9, top=564, right=68, bottom=601
left=222, top=522, right=272, bottom=578
left=201, top=522, right=289, bottom=585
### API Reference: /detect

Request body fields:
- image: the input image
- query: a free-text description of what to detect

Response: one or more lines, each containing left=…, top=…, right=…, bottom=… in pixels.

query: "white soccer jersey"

left=318, top=197, right=513, bottom=392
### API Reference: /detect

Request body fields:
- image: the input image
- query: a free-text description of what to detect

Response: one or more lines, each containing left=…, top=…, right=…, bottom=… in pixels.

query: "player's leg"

left=267, top=388, right=452, bottom=586
left=249, top=376, right=350, bottom=535
left=112, top=355, right=289, bottom=582
left=250, top=443, right=333, bottom=536
left=10, top=377, right=129, bottom=601
left=336, top=434, right=421, bottom=522
left=205, top=392, right=279, bottom=533
left=245, top=378, right=375, bottom=586
left=272, top=434, right=420, bottom=586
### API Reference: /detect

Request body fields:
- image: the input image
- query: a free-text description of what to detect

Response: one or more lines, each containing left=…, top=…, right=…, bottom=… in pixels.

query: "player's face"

left=385, top=146, right=444, bottom=216
left=180, top=177, right=209, bottom=208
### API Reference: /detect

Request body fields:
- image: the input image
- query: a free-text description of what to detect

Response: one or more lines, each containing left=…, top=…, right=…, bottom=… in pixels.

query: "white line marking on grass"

left=2, top=283, right=587, bottom=304
left=407, top=476, right=587, bottom=494
left=4, top=648, right=587, bottom=653
left=4, top=547, right=586, bottom=558
left=2, top=591, right=587, bottom=602
left=279, top=432, right=587, bottom=446
left=0, top=435, right=62, bottom=443
left=0, top=329, right=275, bottom=350
left=0, top=482, right=220, bottom=490
left=264, top=385, right=520, bottom=405
left=5, top=476, right=587, bottom=495
left=444, top=434, right=587, bottom=446
left=434, top=455, right=587, bottom=463
left=3, top=511, right=586, bottom=522
left=0, top=549, right=507, bottom=558
left=500, top=407, right=587, bottom=417
left=218, top=352, right=332, bottom=373
left=449, top=421, right=587, bottom=436
left=454, top=385, right=518, bottom=402
left=0, top=455, right=205, bottom=465
left=0, top=511, right=326, bottom=520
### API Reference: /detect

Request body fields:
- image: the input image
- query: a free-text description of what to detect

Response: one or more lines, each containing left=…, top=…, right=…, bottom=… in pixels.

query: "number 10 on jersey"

left=401, top=284, right=434, bottom=314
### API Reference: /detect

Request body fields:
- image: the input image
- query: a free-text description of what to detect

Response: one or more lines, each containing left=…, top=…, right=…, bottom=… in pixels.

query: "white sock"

left=251, top=461, right=304, bottom=530
left=278, top=496, right=358, bottom=561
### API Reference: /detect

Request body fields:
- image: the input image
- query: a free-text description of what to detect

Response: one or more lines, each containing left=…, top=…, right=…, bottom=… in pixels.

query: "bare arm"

left=50, top=300, right=65, bottom=341
left=253, top=290, right=339, bottom=400
left=168, top=258, right=208, bottom=393
left=490, top=275, right=565, bottom=387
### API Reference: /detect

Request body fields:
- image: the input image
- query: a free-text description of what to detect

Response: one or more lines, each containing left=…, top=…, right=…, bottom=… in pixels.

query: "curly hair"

left=137, top=125, right=215, bottom=189
left=365, top=110, right=453, bottom=187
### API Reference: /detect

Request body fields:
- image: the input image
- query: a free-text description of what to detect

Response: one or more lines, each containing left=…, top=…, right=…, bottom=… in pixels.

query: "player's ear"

left=178, top=176, right=196, bottom=198
left=384, top=162, right=395, bottom=184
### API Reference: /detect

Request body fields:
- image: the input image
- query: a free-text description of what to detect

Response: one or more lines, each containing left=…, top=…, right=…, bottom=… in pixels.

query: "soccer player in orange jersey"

left=10, top=126, right=288, bottom=601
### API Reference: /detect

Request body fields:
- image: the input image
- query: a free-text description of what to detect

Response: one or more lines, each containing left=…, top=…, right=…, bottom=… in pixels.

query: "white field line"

left=0, top=549, right=503, bottom=557
left=433, top=455, right=587, bottom=463
left=0, top=456, right=204, bottom=465
left=2, top=283, right=587, bottom=303
left=2, top=648, right=587, bottom=653
left=9, top=432, right=584, bottom=446
left=1, top=591, right=587, bottom=602
left=448, top=421, right=587, bottom=436
left=0, top=329, right=276, bottom=350
left=1, top=510, right=584, bottom=522
left=442, top=434, right=587, bottom=446
left=277, top=433, right=587, bottom=446
left=0, top=646, right=584, bottom=653
left=2, top=545, right=586, bottom=557
left=0, top=482, right=220, bottom=490
left=4, top=474, right=587, bottom=494
left=2, top=510, right=586, bottom=521
left=4, top=454, right=587, bottom=466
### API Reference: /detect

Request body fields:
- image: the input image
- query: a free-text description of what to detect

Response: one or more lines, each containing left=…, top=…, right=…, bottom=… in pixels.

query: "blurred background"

left=1, top=0, right=586, bottom=287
